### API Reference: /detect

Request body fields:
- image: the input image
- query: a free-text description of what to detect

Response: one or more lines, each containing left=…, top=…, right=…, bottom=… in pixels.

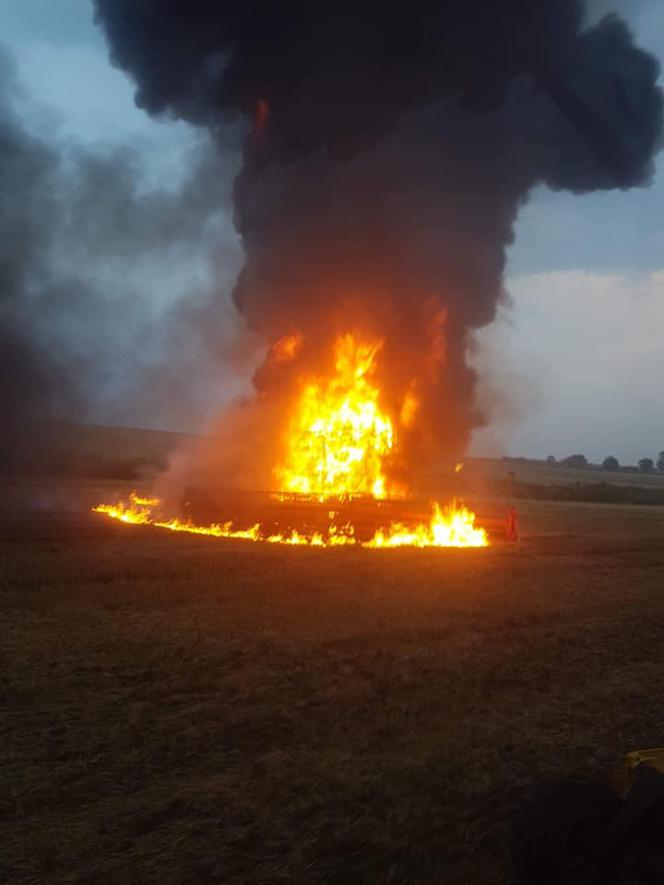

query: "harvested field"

left=3, top=483, right=664, bottom=883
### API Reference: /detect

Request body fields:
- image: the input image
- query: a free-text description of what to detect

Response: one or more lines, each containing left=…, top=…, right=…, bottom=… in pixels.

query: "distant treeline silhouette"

left=502, top=452, right=664, bottom=474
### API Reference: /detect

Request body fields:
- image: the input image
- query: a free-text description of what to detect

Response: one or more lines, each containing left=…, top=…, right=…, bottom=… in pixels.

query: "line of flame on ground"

left=92, top=492, right=488, bottom=548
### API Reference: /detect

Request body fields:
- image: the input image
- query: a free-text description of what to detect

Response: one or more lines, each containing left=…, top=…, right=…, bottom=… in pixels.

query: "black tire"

left=510, top=777, right=623, bottom=885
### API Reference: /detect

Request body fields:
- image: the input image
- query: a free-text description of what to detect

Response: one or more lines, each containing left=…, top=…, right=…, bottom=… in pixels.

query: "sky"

left=2, top=0, right=664, bottom=465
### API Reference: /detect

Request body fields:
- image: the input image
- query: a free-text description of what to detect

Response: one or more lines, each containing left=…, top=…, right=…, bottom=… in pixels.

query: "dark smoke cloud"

left=0, top=49, right=77, bottom=466
left=94, top=0, right=662, bottom=486
left=0, top=43, right=242, bottom=470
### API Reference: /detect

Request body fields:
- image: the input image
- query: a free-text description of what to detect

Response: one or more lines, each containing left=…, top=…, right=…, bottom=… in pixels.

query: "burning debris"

left=94, top=335, right=489, bottom=548
left=93, top=491, right=488, bottom=549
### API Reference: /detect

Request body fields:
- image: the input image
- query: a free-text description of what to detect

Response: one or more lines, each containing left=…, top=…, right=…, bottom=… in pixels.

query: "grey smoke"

left=0, top=43, right=242, bottom=468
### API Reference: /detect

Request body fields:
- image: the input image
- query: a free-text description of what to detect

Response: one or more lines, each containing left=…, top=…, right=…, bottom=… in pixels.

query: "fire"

left=400, top=389, right=419, bottom=428
left=93, top=493, right=157, bottom=524
left=274, top=334, right=395, bottom=499
left=272, top=331, right=302, bottom=363
left=92, top=493, right=487, bottom=548
left=367, top=501, right=487, bottom=548
left=92, top=333, right=491, bottom=549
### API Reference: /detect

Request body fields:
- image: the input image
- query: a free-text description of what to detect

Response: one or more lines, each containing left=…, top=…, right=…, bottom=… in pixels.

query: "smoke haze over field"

left=92, top=0, right=663, bottom=487
left=0, top=43, right=243, bottom=467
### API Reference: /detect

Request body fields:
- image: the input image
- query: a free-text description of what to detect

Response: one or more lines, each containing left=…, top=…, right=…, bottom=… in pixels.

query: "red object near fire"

left=507, top=506, right=519, bottom=542
left=92, top=334, right=512, bottom=549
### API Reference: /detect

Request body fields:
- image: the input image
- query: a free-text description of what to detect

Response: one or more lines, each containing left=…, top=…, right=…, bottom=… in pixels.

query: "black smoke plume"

left=94, top=0, right=662, bottom=487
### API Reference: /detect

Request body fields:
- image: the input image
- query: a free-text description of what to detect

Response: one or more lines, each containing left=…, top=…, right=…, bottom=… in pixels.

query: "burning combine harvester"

left=94, top=332, right=509, bottom=549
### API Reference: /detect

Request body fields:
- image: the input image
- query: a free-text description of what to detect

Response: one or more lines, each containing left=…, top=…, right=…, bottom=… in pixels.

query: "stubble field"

left=3, top=482, right=664, bottom=884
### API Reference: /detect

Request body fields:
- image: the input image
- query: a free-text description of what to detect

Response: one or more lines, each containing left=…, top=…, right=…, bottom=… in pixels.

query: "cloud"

left=471, top=269, right=664, bottom=463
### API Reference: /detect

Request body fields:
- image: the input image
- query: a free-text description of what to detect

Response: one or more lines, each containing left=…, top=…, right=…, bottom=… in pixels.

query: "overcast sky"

left=2, top=0, right=664, bottom=465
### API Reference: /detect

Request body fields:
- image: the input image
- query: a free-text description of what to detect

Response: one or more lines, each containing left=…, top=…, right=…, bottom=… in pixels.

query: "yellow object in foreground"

left=624, top=747, right=664, bottom=793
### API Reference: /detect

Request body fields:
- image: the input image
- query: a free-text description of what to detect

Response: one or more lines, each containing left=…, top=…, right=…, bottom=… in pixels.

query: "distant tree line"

left=542, top=451, right=664, bottom=473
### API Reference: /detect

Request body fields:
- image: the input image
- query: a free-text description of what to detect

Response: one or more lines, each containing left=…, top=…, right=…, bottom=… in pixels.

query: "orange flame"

left=400, top=389, right=419, bottom=428
left=92, top=492, right=487, bottom=549
left=92, top=332, right=490, bottom=549
left=92, top=493, right=157, bottom=524
left=272, top=331, right=303, bottom=363
left=274, top=334, right=395, bottom=499
left=367, top=501, right=487, bottom=548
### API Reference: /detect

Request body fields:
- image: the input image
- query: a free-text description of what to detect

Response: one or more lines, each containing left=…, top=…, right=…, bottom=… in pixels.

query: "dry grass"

left=17, top=423, right=194, bottom=479
left=3, top=485, right=664, bottom=883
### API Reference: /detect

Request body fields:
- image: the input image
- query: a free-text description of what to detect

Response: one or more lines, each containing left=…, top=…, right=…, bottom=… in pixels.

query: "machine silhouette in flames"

left=94, top=333, right=489, bottom=548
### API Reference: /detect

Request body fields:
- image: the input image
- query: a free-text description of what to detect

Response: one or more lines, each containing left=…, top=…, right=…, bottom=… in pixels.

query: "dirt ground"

left=3, top=483, right=664, bottom=884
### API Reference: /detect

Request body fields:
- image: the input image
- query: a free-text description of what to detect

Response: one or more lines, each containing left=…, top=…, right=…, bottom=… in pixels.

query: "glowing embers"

left=274, top=334, right=395, bottom=499
left=92, top=492, right=488, bottom=549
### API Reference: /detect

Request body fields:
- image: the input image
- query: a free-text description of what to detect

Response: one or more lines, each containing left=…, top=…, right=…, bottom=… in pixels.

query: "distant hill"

left=6, top=421, right=196, bottom=479
left=7, top=423, right=664, bottom=505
